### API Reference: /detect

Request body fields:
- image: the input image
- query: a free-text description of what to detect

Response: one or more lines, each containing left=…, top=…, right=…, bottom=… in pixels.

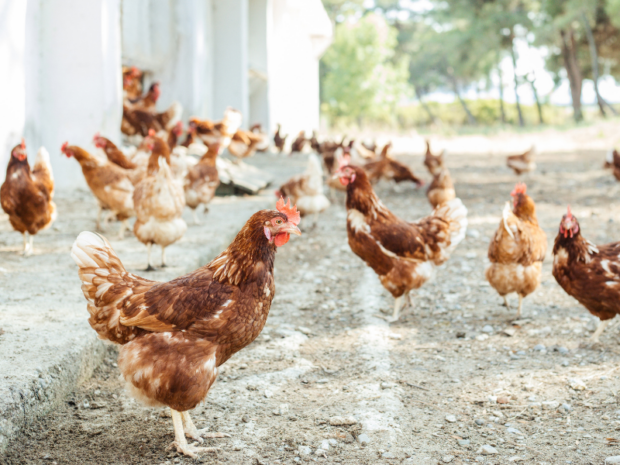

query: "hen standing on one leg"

left=184, top=143, right=221, bottom=224
left=1, top=141, right=56, bottom=255
left=552, top=207, right=620, bottom=343
left=333, top=164, right=467, bottom=322
left=70, top=198, right=301, bottom=458
left=486, top=183, right=547, bottom=319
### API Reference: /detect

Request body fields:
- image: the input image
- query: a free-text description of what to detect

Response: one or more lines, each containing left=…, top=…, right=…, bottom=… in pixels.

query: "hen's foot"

left=185, top=428, right=231, bottom=442
left=144, top=264, right=156, bottom=272
left=166, top=441, right=219, bottom=458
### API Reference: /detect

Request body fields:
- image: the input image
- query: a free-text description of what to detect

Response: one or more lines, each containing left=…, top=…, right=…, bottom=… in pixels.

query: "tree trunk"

left=581, top=12, right=617, bottom=116
left=448, top=75, right=477, bottom=125
left=497, top=62, right=506, bottom=124
left=560, top=28, right=583, bottom=122
left=527, top=73, right=544, bottom=125
left=414, top=85, right=438, bottom=125
left=510, top=32, right=524, bottom=127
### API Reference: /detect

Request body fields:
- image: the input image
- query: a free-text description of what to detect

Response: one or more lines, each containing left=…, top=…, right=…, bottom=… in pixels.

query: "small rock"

left=506, top=427, right=522, bottom=435
left=343, top=433, right=354, bottom=444
left=488, top=396, right=497, bottom=404
left=475, top=419, right=485, bottom=426
left=534, top=344, right=546, bottom=351
left=516, top=350, right=526, bottom=355
left=328, top=439, right=337, bottom=447
left=568, top=378, right=586, bottom=391
left=297, top=445, right=311, bottom=456
left=508, top=457, right=524, bottom=463
left=381, top=382, right=395, bottom=389
left=456, top=331, right=466, bottom=339
left=479, top=444, right=498, bottom=455
left=603, top=414, right=611, bottom=420
left=467, top=229, right=480, bottom=239
left=560, top=403, right=572, bottom=413
left=329, top=416, right=357, bottom=426
left=458, top=439, right=471, bottom=446
left=497, top=397, right=509, bottom=404
left=246, top=384, right=258, bottom=391
left=388, top=332, right=402, bottom=340
left=296, top=326, right=311, bottom=335
left=242, top=414, right=250, bottom=423
left=475, top=457, right=485, bottom=463
left=557, top=346, right=569, bottom=354
left=442, top=455, right=455, bottom=463
left=315, top=449, right=327, bottom=457
left=264, top=389, right=273, bottom=398
left=357, top=433, right=370, bottom=446
left=562, top=360, right=570, bottom=367
left=482, top=325, right=494, bottom=333
left=542, top=401, right=560, bottom=410
left=445, top=414, right=457, bottom=423
left=381, top=452, right=396, bottom=459
left=606, top=457, right=620, bottom=464
left=502, top=327, right=517, bottom=337
left=476, top=334, right=489, bottom=341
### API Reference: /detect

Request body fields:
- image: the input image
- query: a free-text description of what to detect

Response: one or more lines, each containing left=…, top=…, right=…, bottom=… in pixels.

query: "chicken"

left=274, top=123, right=287, bottom=153
left=310, top=130, right=321, bottom=153
left=250, top=123, right=269, bottom=152
left=333, top=164, right=467, bottom=322
left=228, top=128, right=269, bottom=160
left=62, top=143, right=134, bottom=238
left=426, top=168, right=455, bottom=208
left=364, top=143, right=424, bottom=187
left=167, top=121, right=184, bottom=150
left=126, top=82, right=160, bottom=112
left=70, top=199, right=301, bottom=458
left=507, top=146, right=536, bottom=175
left=552, top=206, right=620, bottom=342
left=605, top=148, right=620, bottom=180
left=275, top=154, right=330, bottom=226
left=486, top=183, right=547, bottom=318
left=190, top=107, right=242, bottom=150
left=184, top=143, right=221, bottom=224
left=290, top=131, right=307, bottom=154
left=352, top=141, right=378, bottom=161
left=122, top=101, right=183, bottom=137
left=1, top=141, right=56, bottom=255
left=93, top=134, right=138, bottom=170
left=133, top=135, right=187, bottom=270
left=122, top=66, right=143, bottom=101
left=424, top=140, right=445, bottom=176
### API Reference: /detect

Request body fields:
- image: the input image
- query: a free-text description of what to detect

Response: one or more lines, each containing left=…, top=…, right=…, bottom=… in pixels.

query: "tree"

left=320, top=14, right=411, bottom=126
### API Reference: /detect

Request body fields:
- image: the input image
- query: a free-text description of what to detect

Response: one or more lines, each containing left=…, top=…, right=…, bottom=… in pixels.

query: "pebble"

left=557, top=346, right=569, bottom=354
left=328, top=439, right=337, bottom=446
left=242, top=414, right=250, bottom=423
left=562, top=360, right=570, bottom=367
left=534, top=344, right=546, bottom=351
left=488, top=395, right=497, bottom=404
left=381, top=382, right=396, bottom=389
left=561, top=403, right=572, bottom=413
left=445, top=414, right=457, bottom=423
left=297, top=445, right=311, bottom=456
left=264, top=389, right=273, bottom=398
left=458, top=439, right=471, bottom=446
left=479, top=444, right=498, bottom=455
left=568, top=378, right=586, bottom=391
left=476, top=334, right=489, bottom=341
left=273, top=404, right=289, bottom=416
left=475, top=419, right=485, bottom=426
left=357, top=433, right=370, bottom=446
left=381, top=452, right=396, bottom=459
left=296, top=326, right=311, bottom=335
left=506, top=427, right=522, bottom=435
left=467, top=229, right=480, bottom=239
left=475, top=457, right=485, bottom=463
left=329, top=416, right=357, bottom=426
left=442, top=455, right=455, bottom=463
left=542, top=401, right=560, bottom=410
left=606, top=457, right=620, bottom=464
left=319, top=440, right=330, bottom=451
left=516, top=350, right=526, bottom=356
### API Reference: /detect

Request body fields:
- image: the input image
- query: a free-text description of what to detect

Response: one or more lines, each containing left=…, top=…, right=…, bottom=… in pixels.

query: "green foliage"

left=321, top=14, right=412, bottom=127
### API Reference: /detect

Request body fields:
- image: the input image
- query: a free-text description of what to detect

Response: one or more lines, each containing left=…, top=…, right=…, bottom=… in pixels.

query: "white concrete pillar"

left=248, top=0, right=270, bottom=129
left=213, top=0, right=249, bottom=125
left=24, top=0, right=122, bottom=190
left=0, top=1, right=27, bottom=183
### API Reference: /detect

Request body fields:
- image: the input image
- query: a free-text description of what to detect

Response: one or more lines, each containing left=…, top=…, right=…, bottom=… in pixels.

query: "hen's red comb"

left=566, top=205, right=573, bottom=219
left=276, top=197, right=301, bottom=226
left=93, top=132, right=100, bottom=141
left=20, top=138, right=26, bottom=150
left=148, top=129, right=156, bottom=137
left=511, top=182, right=527, bottom=196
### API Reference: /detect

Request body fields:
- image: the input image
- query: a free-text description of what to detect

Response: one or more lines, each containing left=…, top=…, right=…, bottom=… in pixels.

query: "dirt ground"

left=3, top=148, right=620, bottom=465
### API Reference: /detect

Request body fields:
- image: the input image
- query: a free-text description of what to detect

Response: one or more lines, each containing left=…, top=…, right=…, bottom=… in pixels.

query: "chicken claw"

left=166, top=441, right=219, bottom=458
left=181, top=411, right=231, bottom=443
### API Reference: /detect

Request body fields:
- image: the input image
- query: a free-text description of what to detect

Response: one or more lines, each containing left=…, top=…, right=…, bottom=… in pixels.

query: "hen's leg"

left=22, top=232, right=32, bottom=256
left=591, top=319, right=611, bottom=343
left=145, top=243, right=155, bottom=271
left=96, top=206, right=102, bottom=230
left=167, top=409, right=216, bottom=458
left=502, top=296, right=510, bottom=310
left=27, top=235, right=34, bottom=256
left=192, top=209, right=200, bottom=225
left=118, top=219, right=128, bottom=240
left=181, top=411, right=231, bottom=441
left=161, top=246, right=167, bottom=268
left=516, top=295, right=523, bottom=319
left=376, top=295, right=405, bottom=323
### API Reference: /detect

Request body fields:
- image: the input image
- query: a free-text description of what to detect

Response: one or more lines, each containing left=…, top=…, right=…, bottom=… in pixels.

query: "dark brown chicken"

left=290, top=131, right=307, bottom=154
left=507, top=146, right=536, bottom=175
left=426, top=168, right=455, bottom=208
left=71, top=198, right=301, bottom=457
left=1, top=141, right=56, bottom=255
left=552, top=206, right=620, bottom=342
left=274, top=124, right=288, bottom=153
left=334, top=164, right=467, bottom=321
left=93, top=134, right=137, bottom=170
left=424, top=140, right=445, bottom=176
left=364, top=143, right=424, bottom=187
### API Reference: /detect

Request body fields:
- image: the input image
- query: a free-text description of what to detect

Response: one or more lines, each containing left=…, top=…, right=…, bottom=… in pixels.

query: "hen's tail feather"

left=432, top=197, right=468, bottom=255
left=71, top=232, right=142, bottom=344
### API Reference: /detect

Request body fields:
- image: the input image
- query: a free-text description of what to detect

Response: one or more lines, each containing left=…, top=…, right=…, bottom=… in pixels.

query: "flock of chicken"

left=2, top=67, right=620, bottom=458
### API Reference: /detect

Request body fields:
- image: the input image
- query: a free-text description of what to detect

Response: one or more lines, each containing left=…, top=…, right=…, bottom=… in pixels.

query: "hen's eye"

left=275, top=219, right=283, bottom=225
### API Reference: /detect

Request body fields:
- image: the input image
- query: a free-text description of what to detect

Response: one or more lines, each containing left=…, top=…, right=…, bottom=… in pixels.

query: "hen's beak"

left=281, top=223, right=302, bottom=236
left=331, top=170, right=343, bottom=180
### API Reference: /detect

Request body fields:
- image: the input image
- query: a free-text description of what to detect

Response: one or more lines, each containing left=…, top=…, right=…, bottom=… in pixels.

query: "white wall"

left=268, top=0, right=332, bottom=135
left=0, top=0, right=27, bottom=183
left=121, top=0, right=214, bottom=120
left=213, top=0, right=249, bottom=125
left=24, top=0, right=122, bottom=190
left=248, top=0, right=270, bottom=129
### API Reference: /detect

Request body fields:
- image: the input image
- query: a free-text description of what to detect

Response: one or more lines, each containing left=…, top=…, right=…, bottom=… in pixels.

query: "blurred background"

left=2, top=0, right=620, bottom=188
